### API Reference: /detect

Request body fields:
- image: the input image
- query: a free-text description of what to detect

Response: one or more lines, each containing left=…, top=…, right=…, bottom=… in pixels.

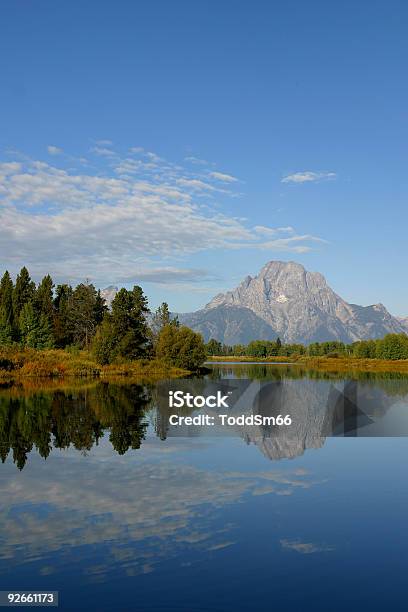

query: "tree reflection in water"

left=0, top=382, right=152, bottom=470
left=2, top=366, right=408, bottom=469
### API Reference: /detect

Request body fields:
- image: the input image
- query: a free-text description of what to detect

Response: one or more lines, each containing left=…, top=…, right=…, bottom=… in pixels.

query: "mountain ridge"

left=179, top=261, right=406, bottom=344
left=100, top=261, right=407, bottom=345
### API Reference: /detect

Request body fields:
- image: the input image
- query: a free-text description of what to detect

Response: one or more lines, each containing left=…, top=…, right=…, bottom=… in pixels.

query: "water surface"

left=1, top=365, right=408, bottom=611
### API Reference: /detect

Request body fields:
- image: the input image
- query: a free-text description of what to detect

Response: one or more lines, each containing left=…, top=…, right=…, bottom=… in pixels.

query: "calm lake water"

left=1, top=364, right=408, bottom=611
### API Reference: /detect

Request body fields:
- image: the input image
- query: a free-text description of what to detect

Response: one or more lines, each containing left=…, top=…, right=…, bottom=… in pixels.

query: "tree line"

left=205, top=334, right=408, bottom=361
left=0, top=267, right=206, bottom=370
left=2, top=267, right=407, bottom=366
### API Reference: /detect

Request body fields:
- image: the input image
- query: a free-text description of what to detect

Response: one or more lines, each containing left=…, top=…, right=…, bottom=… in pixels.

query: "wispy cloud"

left=47, top=145, right=63, bottom=155
left=89, top=146, right=117, bottom=158
left=184, top=155, right=212, bottom=166
left=281, top=171, right=337, bottom=184
left=209, top=171, right=239, bottom=183
left=0, top=146, right=325, bottom=284
left=121, top=267, right=211, bottom=284
left=95, top=139, right=113, bottom=146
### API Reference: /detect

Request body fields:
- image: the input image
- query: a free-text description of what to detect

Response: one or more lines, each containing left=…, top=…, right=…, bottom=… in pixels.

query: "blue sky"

left=0, top=0, right=407, bottom=314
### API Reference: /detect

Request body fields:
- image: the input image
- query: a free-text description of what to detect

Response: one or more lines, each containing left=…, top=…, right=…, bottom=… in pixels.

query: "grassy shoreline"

left=206, top=355, right=295, bottom=363
left=0, top=347, right=188, bottom=382
left=3, top=349, right=408, bottom=382
left=207, top=354, right=408, bottom=372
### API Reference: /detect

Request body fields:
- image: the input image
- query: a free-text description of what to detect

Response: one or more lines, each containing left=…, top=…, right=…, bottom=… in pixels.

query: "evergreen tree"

left=0, top=271, right=14, bottom=328
left=36, top=314, right=54, bottom=349
left=91, top=317, right=116, bottom=365
left=94, top=289, right=107, bottom=325
left=0, top=306, right=13, bottom=345
left=110, top=286, right=150, bottom=359
left=13, top=267, right=35, bottom=321
left=206, top=338, right=222, bottom=356
left=53, top=284, right=74, bottom=347
left=19, top=302, right=37, bottom=347
left=69, top=282, right=99, bottom=348
left=92, top=286, right=150, bottom=363
left=151, top=302, right=179, bottom=336
left=35, top=274, right=54, bottom=320
left=19, top=303, right=53, bottom=349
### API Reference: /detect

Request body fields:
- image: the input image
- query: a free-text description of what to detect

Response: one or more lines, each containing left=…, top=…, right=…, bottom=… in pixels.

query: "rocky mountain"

left=178, top=305, right=278, bottom=345
left=179, top=261, right=406, bottom=344
left=397, top=317, right=408, bottom=333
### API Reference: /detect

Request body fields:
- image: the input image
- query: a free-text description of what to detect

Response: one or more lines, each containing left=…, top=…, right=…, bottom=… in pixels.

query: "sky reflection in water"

left=0, top=366, right=408, bottom=611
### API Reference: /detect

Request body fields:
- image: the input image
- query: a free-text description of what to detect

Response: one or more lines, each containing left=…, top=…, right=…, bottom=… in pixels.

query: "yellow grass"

left=0, top=347, right=188, bottom=381
left=297, top=356, right=408, bottom=373
left=206, top=355, right=296, bottom=363
left=207, top=354, right=408, bottom=372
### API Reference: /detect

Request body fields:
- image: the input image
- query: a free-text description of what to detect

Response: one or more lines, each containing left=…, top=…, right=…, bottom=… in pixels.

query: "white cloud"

left=90, top=146, right=117, bottom=157
left=184, top=156, right=211, bottom=166
left=145, top=151, right=162, bottom=162
left=281, top=171, right=337, bottom=184
left=176, top=178, right=217, bottom=192
left=209, top=171, right=239, bottom=183
left=254, top=225, right=295, bottom=236
left=47, top=145, right=63, bottom=155
left=0, top=150, right=325, bottom=284
left=259, top=234, right=327, bottom=253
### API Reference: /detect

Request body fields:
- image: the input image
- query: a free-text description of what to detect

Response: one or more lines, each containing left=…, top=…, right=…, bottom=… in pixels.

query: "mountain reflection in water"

left=2, top=366, right=408, bottom=469
left=1, top=365, right=408, bottom=611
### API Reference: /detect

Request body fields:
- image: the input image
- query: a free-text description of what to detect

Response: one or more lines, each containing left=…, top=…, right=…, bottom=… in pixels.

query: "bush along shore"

left=0, top=348, right=189, bottom=381
left=0, top=267, right=206, bottom=379
left=204, top=335, right=408, bottom=372
left=205, top=334, right=408, bottom=362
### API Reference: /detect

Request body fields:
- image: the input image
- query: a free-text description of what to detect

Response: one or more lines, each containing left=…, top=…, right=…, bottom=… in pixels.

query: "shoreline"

left=0, top=347, right=189, bottom=382
left=206, top=355, right=408, bottom=372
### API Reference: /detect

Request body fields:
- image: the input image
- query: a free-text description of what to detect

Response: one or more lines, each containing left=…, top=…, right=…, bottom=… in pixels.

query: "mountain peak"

left=183, top=261, right=405, bottom=344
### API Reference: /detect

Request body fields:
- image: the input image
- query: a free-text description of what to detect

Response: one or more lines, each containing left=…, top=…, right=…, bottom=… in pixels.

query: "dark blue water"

left=1, top=366, right=408, bottom=611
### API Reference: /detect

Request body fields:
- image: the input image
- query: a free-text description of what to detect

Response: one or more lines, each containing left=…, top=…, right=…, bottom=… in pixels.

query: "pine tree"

left=0, top=271, right=14, bottom=328
left=206, top=338, right=222, bottom=355
left=35, top=314, right=54, bottom=349
left=110, top=286, right=150, bottom=359
left=13, top=267, right=35, bottom=321
left=53, top=284, right=74, bottom=347
left=0, top=306, right=13, bottom=345
left=19, top=303, right=53, bottom=349
left=35, top=274, right=54, bottom=320
left=19, top=302, right=38, bottom=347
left=69, top=282, right=99, bottom=348
left=94, top=290, right=107, bottom=325
left=151, top=302, right=179, bottom=338
left=92, top=286, right=150, bottom=363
